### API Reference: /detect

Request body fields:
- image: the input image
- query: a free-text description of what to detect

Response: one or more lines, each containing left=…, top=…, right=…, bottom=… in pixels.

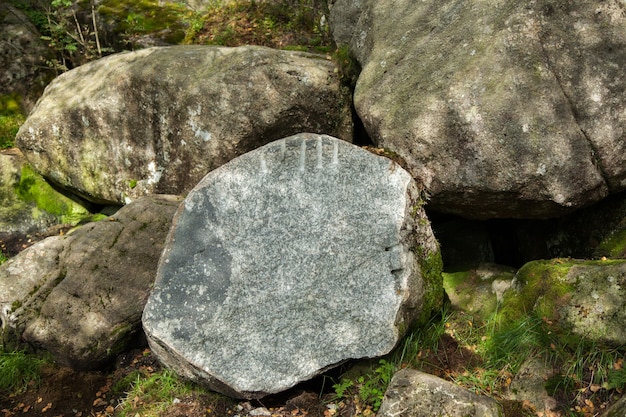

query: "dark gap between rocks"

left=428, top=189, right=626, bottom=271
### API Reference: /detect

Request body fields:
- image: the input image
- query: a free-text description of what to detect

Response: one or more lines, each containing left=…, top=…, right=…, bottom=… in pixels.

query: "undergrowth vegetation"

left=0, top=349, right=48, bottom=395
left=186, top=0, right=332, bottom=52
left=9, top=0, right=335, bottom=73
left=330, top=302, right=626, bottom=416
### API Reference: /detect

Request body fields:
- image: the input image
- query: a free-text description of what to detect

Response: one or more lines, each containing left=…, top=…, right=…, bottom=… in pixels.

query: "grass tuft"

left=117, top=369, right=197, bottom=417
left=0, top=349, right=48, bottom=394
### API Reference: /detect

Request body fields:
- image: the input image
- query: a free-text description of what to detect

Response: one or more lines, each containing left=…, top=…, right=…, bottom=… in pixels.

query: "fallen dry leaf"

left=92, top=398, right=107, bottom=407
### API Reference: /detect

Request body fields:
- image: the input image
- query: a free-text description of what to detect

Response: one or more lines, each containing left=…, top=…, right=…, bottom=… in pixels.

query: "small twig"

left=92, top=2, right=102, bottom=56
left=72, top=7, right=86, bottom=46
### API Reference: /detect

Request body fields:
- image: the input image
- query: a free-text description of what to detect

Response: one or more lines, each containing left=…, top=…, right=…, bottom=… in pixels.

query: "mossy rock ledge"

left=501, top=259, right=626, bottom=346
left=443, top=263, right=516, bottom=324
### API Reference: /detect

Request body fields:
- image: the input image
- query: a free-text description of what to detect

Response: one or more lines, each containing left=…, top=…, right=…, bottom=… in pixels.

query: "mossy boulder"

left=0, top=2, right=54, bottom=112
left=443, top=264, right=516, bottom=323
left=143, top=134, right=441, bottom=398
left=500, top=259, right=626, bottom=346
left=17, top=45, right=353, bottom=205
left=0, top=195, right=182, bottom=369
left=378, top=369, right=503, bottom=417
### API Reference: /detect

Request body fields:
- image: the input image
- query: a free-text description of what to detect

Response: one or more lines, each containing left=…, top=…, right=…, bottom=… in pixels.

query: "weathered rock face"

left=377, top=368, right=503, bottom=417
left=505, top=259, right=626, bottom=346
left=0, top=2, right=53, bottom=112
left=0, top=235, right=66, bottom=349
left=604, top=395, right=626, bottom=417
left=506, top=356, right=558, bottom=416
left=143, top=133, right=443, bottom=399
left=16, top=45, right=353, bottom=205
left=330, top=0, right=626, bottom=219
left=0, top=195, right=181, bottom=369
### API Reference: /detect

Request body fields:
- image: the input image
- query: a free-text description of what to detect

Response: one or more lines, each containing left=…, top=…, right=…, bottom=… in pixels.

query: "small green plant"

left=0, top=349, right=48, bottom=394
left=111, top=369, right=143, bottom=394
left=332, top=377, right=353, bottom=398
left=0, top=251, right=8, bottom=266
left=358, top=360, right=395, bottom=411
left=38, top=0, right=108, bottom=72
left=396, top=306, right=451, bottom=369
left=606, top=367, right=626, bottom=390
left=333, top=359, right=396, bottom=412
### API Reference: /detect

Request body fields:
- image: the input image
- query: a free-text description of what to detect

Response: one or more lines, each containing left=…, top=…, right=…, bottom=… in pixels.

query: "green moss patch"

left=416, top=250, right=444, bottom=325
left=498, top=259, right=576, bottom=325
left=14, top=164, right=92, bottom=225
left=597, top=228, right=626, bottom=259
left=443, top=266, right=515, bottom=324
left=0, top=94, right=26, bottom=149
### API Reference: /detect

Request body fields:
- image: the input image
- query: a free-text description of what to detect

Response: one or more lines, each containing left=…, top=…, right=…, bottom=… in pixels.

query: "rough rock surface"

left=143, top=133, right=442, bottom=399
left=0, top=195, right=181, bottom=369
left=509, top=259, right=626, bottom=346
left=506, top=356, right=557, bottom=416
left=443, top=264, right=516, bottom=323
left=604, top=395, right=626, bottom=417
left=16, top=45, right=353, bottom=205
left=0, top=2, right=52, bottom=111
left=330, top=0, right=626, bottom=219
left=0, top=235, right=66, bottom=349
left=377, top=368, right=503, bottom=417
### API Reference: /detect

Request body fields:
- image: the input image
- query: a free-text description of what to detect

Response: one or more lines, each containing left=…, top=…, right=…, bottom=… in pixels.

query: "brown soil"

left=0, top=334, right=530, bottom=417
left=0, top=348, right=337, bottom=417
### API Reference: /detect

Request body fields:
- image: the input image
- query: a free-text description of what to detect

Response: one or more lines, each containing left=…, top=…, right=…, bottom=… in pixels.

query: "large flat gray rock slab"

left=143, top=133, right=442, bottom=399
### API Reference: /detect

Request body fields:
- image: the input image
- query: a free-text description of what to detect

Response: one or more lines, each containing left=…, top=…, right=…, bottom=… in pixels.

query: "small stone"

left=249, top=407, right=271, bottom=416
